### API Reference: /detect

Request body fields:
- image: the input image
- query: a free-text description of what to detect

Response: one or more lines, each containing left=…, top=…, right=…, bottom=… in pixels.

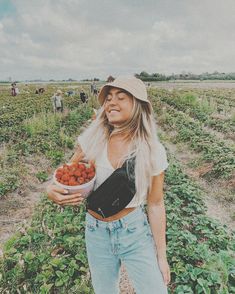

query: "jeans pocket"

left=127, top=225, right=137, bottom=233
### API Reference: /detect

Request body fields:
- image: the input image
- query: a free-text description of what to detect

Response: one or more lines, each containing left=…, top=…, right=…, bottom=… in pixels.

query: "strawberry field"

left=0, top=82, right=234, bottom=293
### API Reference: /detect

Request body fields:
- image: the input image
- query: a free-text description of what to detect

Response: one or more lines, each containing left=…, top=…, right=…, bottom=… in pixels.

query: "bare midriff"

left=87, top=207, right=136, bottom=222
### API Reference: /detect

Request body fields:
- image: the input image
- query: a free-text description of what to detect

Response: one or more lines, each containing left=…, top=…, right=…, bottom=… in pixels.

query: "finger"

left=52, top=192, right=79, bottom=204
left=70, top=151, right=85, bottom=164
left=164, top=277, right=169, bottom=285
left=60, top=198, right=83, bottom=204
left=160, top=269, right=168, bottom=285
left=165, top=269, right=170, bottom=285
left=89, top=159, right=95, bottom=167
left=60, top=193, right=82, bottom=200
left=61, top=199, right=84, bottom=206
left=76, top=151, right=85, bottom=162
left=52, top=185, right=69, bottom=195
left=63, top=201, right=82, bottom=206
left=167, top=269, right=171, bottom=284
left=59, top=197, right=84, bottom=205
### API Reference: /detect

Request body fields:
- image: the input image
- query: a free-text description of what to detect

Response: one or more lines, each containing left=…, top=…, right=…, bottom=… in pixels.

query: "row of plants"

left=0, top=153, right=234, bottom=293
left=0, top=106, right=93, bottom=197
left=0, top=91, right=85, bottom=128
left=150, top=94, right=235, bottom=180
left=165, top=159, right=235, bottom=293
left=0, top=94, right=49, bottom=115
left=182, top=88, right=235, bottom=108
left=200, top=89, right=235, bottom=108
left=150, top=89, right=235, bottom=135
left=0, top=201, right=93, bottom=293
left=0, top=86, right=91, bottom=143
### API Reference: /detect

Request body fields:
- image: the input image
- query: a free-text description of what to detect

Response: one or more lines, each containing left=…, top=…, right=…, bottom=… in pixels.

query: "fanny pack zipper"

left=98, top=207, right=106, bottom=218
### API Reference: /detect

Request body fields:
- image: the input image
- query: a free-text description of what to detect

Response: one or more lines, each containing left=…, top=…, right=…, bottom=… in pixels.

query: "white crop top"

left=77, top=136, right=169, bottom=207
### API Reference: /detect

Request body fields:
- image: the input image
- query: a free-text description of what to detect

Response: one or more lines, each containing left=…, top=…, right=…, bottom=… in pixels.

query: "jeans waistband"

left=85, top=205, right=147, bottom=229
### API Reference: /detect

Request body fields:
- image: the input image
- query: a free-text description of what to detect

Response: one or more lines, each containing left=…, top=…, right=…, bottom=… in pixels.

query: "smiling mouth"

left=109, top=110, right=120, bottom=114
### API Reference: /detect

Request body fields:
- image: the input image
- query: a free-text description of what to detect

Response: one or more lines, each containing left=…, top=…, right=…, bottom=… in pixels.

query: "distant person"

left=11, top=83, right=16, bottom=96
left=35, top=88, right=45, bottom=94
left=90, top=82, right=94, bottom=94
left=93, top=82, right=97, bottom=96
left=39, top=87, right=45, bottom=94
left=91, top=81, right=97, bottom=95
left=51, top=90, right=64, bottom=112
left=67, top=90, right=74, bottom=97
left=80, top=89, right=88, bottom=103
left=93, top=88, right=98, bottom=96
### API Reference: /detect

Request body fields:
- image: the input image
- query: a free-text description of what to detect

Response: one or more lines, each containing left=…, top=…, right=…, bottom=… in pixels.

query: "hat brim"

left=98, top=80, right=149, bottom=105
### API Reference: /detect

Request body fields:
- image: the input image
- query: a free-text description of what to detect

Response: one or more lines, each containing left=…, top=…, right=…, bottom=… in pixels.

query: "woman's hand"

left=157, top=256, right=171, bottom=286
left=46, top=184, right=85, bottom=206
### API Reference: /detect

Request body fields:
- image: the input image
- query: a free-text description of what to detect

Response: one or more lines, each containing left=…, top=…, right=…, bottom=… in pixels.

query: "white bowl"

left=53, top=163, right=96, bottom=198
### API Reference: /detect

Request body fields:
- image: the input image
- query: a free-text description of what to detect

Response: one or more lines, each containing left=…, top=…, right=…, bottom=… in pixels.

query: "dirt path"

left=0, top=182, right=47, bottom=257
left=162, top=135, right=235, bottom=232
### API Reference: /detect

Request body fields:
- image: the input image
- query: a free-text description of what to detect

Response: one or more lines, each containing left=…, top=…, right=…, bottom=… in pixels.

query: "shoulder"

left=151, top=141, right=169, bottom=176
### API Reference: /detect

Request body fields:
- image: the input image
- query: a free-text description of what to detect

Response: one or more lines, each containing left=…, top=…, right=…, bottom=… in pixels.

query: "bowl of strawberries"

left=53, top=161, right=96, bottom=197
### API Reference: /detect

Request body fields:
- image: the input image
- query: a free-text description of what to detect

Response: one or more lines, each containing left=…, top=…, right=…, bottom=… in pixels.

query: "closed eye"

left=106, top=95, right=112, bottom=101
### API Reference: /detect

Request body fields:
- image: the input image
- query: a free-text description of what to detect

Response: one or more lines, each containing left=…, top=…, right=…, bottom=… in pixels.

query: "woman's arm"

left=147, top=172, right=167, bottom=258
left=147, top=172, right=171, bottom=285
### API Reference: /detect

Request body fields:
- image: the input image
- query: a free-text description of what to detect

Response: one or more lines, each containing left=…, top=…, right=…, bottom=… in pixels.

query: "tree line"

left=135, top=71, right=235, bottom=81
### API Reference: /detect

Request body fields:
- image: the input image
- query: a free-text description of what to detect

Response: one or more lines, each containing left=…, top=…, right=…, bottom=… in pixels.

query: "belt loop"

left=119, top=218, right=127, bottom=230
left=140, top=205, right=148, bottom=224
left=107, top=222, right=112, bottom=231
left=118, top=219, right=122, bottom=229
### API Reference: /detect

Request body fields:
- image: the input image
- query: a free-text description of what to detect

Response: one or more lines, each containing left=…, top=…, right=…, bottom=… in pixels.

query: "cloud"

left=0, top=0, right=234, bottom=80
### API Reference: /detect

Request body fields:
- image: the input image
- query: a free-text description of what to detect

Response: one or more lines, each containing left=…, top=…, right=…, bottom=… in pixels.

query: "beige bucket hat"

left=56, top=89, right=62, bottom=95
left=98, top=76, right=149, bottom=105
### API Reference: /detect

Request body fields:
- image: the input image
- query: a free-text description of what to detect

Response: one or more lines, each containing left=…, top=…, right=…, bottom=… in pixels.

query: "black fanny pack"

left=86, top=158, right=136, bottom=218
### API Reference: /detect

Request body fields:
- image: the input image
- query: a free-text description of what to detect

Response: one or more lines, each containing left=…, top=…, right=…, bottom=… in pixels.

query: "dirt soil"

left=0, top=180, right=49, bottom=257
left=163, top=139, right=235, bottom=232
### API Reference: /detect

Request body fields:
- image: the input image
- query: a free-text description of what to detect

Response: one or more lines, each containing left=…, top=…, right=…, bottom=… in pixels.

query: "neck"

left=110, top=131, right=130, bottom=141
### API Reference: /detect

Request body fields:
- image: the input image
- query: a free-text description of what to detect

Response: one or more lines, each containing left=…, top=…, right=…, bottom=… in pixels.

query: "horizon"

left=1, top=71, right=235, bottom=83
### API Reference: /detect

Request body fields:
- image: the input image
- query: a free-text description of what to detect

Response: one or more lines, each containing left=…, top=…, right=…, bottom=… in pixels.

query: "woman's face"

left=104, top=87, right=134, bottom=126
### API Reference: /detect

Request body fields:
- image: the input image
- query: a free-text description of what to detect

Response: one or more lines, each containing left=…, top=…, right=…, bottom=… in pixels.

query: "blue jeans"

left=85, top=206, right=168, bottom=294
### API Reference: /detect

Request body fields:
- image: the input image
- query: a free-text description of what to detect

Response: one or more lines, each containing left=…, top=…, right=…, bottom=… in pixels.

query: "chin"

left=108, top=120, right=119, bottom=125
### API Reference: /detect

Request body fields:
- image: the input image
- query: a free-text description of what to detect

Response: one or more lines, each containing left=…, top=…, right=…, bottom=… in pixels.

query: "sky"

left=0, top=0, right=235, bottom=81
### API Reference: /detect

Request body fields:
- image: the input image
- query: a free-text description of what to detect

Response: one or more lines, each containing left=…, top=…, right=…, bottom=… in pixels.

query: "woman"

left=46, top=76, right=170, bottom=293
left=51, top=89, right=63, bottom=112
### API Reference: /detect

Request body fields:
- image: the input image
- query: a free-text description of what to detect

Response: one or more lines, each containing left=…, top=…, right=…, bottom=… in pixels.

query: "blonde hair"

left=79, top=95, right=160, bottom=201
